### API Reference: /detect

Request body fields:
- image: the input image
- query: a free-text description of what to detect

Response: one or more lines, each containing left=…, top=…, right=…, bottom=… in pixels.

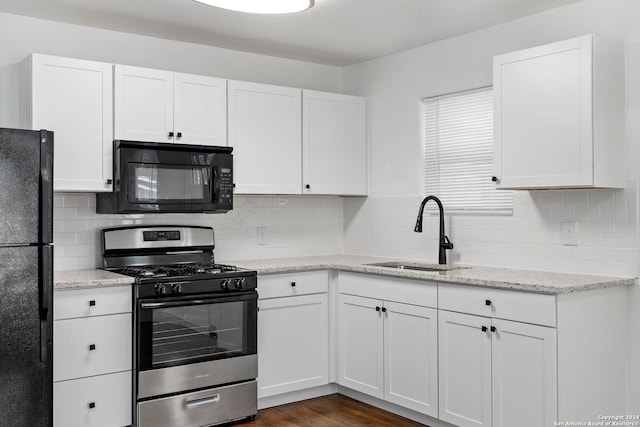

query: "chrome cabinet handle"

left=185, top=394, right=220, bottom=408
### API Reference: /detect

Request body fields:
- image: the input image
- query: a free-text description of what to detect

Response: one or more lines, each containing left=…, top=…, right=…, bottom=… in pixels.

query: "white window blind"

left=422, top=87, right=513, bottom=213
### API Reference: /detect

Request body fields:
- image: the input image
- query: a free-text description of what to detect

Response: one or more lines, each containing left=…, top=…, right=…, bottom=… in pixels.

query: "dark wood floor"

left=241, top=394, right=427, bottom=426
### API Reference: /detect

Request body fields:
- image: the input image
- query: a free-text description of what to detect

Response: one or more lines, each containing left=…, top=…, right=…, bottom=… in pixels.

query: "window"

left=422, top=87, right=513, bottom=214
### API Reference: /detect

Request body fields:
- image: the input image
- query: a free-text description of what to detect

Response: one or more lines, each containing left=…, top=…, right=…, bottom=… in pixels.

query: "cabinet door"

left=54, top=371, right=131, bottom=427
left=114, top=65, right=174, bottom=142
left=383, top=301, right=438, bottom=417
left=494, top=36, right=593, bottom=188
left=228, top=81, right=302, bottom=194
left=174, top=73, right=227, bottom=146
left=257, top=293, right=328, bottom=398
left=54, top=313, right=132, bottom=382
left=303, top=90, right=367, bottom=195
left=438, top=310, right=491, bottom=427
left=338, top=294, right=383, bottom=398
left=491, top=319, right=557, bottom=427
left=29, top=55, right=113, bottom=192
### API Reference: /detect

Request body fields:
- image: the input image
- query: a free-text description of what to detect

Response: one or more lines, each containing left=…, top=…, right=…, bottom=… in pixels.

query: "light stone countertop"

left=54, top=269, right=134, bottom=290
left=53, top=254, right=636, bottom=294
left=227, top=254, right=636, bottom=294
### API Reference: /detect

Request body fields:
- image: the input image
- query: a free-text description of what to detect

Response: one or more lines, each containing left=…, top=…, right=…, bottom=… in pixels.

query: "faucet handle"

left=442, top=235, right=454, bottom=250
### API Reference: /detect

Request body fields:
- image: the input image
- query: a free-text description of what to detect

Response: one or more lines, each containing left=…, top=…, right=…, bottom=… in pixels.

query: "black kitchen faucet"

left=414, top=195, right=454, bottom=265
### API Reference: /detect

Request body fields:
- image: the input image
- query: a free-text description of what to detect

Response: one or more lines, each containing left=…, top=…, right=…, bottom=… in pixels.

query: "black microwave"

left=97, top=140, right=233, bottom=214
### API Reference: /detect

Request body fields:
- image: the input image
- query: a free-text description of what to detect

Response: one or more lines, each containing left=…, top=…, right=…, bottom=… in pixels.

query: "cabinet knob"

left=481, top=326, right=488, bottom=332
left=381, top=307, right=387, bottom=313
left=305, top=184, right=311, bottom=190
left=491, top=176, right=498, bottom=182
left=89, top=300, right=96, bottom=307
left=168, top=131, right=174, bottom=138
left=105, top=179, right=113, bottom=185
left=177, top=132, right=182, bottom=138
left=89, top=344, right=96, bottom=351
left=88, top=402, right=96, bottom=409
left=375, top=306, right=381, bottom=312
left=491, top=326, right=497, bottom=333
left=291, top=282, right=296, bottom=287
left=485, top=299, right=492, bottom=306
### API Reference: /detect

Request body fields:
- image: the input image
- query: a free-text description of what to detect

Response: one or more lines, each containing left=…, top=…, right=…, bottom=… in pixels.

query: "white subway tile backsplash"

left=55, top=187, right=637, bottom=277
left=54, top=194, right=344, bottom=270
left=344, top=190, right=638, bottom=276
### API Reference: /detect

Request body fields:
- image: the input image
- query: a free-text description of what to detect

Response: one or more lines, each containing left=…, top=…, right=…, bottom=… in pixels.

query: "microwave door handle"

left=212, top=166, right=219, bottom=203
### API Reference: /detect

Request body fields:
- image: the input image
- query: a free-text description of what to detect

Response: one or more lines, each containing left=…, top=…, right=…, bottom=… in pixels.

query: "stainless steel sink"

left=365, top=261, right=467, bottom=272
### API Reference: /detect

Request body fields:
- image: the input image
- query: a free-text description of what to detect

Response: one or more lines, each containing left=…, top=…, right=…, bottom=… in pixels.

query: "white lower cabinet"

left=438, top=310, right=556, bottom=427
left=53, top=371, right=131, bottom=427
left=257, top=271, right=329, bottom=398
left=53, top=285, right=132, bottom=427
left=338, top=273, right=438, bottom=418
left=255, top=270, right=627, bottom=427
left=338, top=294, right=384, bottom=398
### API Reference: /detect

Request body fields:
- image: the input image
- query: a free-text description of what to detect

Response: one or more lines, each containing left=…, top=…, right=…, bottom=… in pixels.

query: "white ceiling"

left=0, top=0, right=583, bottom=66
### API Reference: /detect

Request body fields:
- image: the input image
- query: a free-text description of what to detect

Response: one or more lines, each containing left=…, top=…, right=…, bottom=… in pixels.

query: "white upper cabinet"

left=174, top=72, right=227, bottom=146
left=493, top=35, right=624, bottom=189
left=303, top=90, right=368, bottom=195
left=228, top=81, right=302, bottom=194
left=230, top=83, right=368, bottom=196
left=20, top=54, right=114, bottom=192
left=114, top=65, right=227, bottom=146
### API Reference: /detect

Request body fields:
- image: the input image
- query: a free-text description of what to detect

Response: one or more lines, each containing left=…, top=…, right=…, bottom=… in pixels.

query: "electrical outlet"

left=561, top=221, right=578, bottom=246
left=257, top=227, right=267, bottom=245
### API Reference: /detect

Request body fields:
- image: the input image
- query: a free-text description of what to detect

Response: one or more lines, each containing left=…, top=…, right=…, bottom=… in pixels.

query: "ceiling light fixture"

left=192, top=0, right=314, bottom=14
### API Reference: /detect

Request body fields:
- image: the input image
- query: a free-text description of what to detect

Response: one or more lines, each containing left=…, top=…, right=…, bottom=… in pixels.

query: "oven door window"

left=138, top=293, right=257, bottom=371
left=130, top=163, right=212, bottom=203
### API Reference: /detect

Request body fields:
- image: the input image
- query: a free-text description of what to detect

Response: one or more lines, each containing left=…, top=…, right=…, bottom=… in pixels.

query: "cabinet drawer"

left=54, top=371, right=132, bottom=427
left=54, top=313, right=132, bottom=381
left=54, top=285, right=132, bottom=320
left=258, top=270, right=328, bottom=299
left=439, top=284, right=556, bottom=327
left=339, top=272, right=437, bottom=308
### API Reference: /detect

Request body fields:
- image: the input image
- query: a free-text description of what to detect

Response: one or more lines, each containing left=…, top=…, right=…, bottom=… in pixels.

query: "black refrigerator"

left=0, top=127, right=53, bottom=426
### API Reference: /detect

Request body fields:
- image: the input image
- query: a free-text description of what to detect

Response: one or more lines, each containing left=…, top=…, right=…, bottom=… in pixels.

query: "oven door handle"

left=185, top=394, right=220, bottom=408
left=139, top=294, right=256, bottom=309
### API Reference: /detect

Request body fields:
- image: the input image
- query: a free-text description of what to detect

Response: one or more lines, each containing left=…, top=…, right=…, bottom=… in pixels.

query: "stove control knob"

left=220, top=279, right=230, bottom=291
left=171, top=283, right=182, bottom=295
left=155, top=284, right=168, bottom=296
left=234, top=278, right=246, bottom=289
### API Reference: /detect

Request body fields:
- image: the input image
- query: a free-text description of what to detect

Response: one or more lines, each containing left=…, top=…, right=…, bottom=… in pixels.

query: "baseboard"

left=338, top=386, right=455, bottom=427
left=257, top=384, right=338, bottom=409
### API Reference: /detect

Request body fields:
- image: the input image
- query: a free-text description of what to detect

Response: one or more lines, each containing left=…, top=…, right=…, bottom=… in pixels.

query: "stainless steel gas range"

left=102, top=225, right=258, bottom=427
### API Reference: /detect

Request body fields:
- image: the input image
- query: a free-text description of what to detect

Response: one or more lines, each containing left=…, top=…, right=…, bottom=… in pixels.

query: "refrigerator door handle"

left=40, top=320, right=48, bottom=363
left=39, top=245, right=53, bottom=363
left=39, top=245, right=53, bottom=317
left=39, top=129, right=54, bottom=244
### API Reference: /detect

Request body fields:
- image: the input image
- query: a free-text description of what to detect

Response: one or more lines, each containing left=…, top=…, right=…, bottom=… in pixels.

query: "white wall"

left=342, top=0, right=640, bottom=413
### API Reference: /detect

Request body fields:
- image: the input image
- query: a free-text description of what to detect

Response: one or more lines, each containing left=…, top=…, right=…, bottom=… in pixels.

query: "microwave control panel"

left=217, top=155, right=233, bottom=208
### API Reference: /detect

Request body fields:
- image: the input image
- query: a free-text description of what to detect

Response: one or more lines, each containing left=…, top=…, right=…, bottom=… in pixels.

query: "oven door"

left=137, top=291, right=257, bottom=399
